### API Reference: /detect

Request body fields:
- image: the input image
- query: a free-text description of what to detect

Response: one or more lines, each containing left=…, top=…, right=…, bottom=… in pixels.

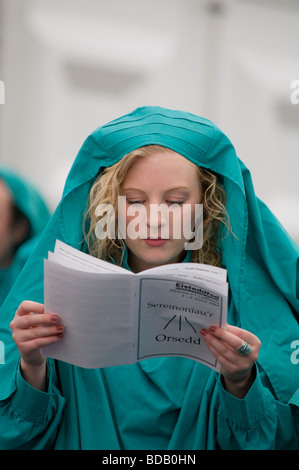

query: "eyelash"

left=127, top=200, right=145, bottom=205
left=167, top=201, right=185, bottom=206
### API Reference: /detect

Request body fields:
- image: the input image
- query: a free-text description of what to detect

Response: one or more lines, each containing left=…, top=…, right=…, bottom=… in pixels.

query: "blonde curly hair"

left=83, top=145, right=231, bottom=267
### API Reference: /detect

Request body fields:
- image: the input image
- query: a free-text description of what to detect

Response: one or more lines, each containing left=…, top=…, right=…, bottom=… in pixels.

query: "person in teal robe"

left=0, top=106, right=298, bottom=450
left=0, top=167, right=51, bottom=307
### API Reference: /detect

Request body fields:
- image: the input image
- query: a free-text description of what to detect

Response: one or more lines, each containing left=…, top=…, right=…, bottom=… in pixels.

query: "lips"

left=144, top=239, right=168, bottom=247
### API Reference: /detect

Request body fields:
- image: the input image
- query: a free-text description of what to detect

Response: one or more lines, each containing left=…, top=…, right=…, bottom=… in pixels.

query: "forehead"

left=122, top=151, right=198, bottom=185
left=0, top=180, right=12, bottom=205
left=0, top=180, right=14, bottom=223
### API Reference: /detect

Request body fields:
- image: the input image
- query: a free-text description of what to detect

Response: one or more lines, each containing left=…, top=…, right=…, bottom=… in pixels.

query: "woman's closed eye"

left=127, top=200, right=146, bottom=205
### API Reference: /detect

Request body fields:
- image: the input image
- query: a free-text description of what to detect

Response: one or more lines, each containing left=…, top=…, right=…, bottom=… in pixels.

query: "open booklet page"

left=42, top=240, right=228, bottom=371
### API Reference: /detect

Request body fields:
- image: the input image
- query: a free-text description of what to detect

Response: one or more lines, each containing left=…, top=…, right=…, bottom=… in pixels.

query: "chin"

left=142, top=252, right=183, bottom=267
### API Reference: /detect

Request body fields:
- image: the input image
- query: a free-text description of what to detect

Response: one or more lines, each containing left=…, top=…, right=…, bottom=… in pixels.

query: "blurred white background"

left=0, top=0, right=298, bottom=242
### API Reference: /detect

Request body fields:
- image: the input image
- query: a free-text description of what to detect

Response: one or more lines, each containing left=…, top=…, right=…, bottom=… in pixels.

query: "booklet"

left=42, top=240, right=228, bottom=371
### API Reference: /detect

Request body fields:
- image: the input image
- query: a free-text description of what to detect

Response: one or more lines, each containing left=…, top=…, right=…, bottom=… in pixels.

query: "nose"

left=147, top=203, right=169, bottom=238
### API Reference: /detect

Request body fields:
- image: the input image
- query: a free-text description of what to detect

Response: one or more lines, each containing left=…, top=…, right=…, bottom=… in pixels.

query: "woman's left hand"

left=201, top=324, right=261, bottom=398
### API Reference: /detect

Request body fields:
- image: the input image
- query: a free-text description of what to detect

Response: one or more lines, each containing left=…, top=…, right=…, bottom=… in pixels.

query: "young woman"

left=0, top=106, right=298, bottom=449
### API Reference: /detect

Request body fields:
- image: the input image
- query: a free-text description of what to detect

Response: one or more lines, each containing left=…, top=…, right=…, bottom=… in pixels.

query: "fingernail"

left=51, top=315, right=59, bottom=322
left=201, top=329, right=207, bottom=336
left=209, top=325, right=216, bottom=333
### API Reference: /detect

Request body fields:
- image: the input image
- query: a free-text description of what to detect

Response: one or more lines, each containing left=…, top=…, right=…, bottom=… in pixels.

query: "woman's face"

left=0, top=181, right=15, bottom=267
left=0, top=180, right=30, bottom=267
left=120, top=150, right=201, bottom=273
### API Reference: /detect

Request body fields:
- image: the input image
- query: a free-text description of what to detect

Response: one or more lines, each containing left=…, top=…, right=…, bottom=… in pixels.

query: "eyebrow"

left=121, top=186, right=190, bottom=193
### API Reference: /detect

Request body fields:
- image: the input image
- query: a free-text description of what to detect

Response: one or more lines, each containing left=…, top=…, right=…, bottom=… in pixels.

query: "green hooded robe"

left=0, top=167, right=51, bottom=307
left=0, top=107, right=298, bottom=450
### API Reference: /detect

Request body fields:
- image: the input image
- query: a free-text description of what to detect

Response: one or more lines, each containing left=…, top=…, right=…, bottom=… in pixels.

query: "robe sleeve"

left=216, top=366, right=299, bottom=450
left=0, top=360, right=65, bottom=450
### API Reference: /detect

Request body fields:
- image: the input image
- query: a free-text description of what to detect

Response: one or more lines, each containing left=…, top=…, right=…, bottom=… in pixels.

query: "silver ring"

left=237, top=340, right=251, bottom=356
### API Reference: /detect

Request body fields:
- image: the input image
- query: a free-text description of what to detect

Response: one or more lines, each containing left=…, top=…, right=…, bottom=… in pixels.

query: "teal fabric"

left=0, top=106, right=298, bottom=449
left=0, top=167, right=51, bottom=307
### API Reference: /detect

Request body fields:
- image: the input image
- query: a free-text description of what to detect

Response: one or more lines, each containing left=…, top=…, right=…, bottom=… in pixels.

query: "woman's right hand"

left=10, top=301, right=64, bottom=390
